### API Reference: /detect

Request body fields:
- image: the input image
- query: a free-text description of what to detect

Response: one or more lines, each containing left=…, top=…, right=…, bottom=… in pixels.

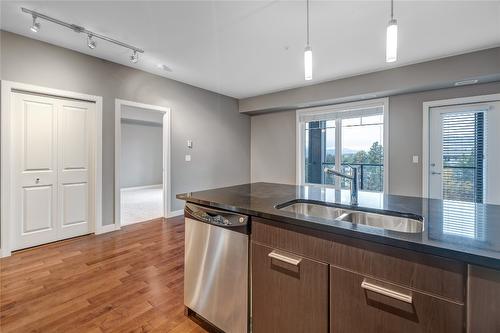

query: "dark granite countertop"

left=176, top=182, right=500, bottom=270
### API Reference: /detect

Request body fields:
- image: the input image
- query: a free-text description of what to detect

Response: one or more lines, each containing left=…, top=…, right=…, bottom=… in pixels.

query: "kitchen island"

left=177, top=182, right=500, bottom=332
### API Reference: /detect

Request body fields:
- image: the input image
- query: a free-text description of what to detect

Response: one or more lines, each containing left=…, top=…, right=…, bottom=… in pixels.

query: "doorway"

left=423, top=94, right=500, bottom=204
left=114, top=99, right=171, bottom=228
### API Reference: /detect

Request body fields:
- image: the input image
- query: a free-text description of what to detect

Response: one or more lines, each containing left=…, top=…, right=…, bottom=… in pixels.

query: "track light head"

left=30, top=15, right=40, bottom=33
left=87, top=34, right=96, bottom=49
left=130, top=50, right=139, bottom=63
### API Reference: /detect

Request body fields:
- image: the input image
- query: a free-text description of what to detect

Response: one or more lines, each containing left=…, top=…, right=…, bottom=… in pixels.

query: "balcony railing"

left=321, top=162, right=384, bottom=192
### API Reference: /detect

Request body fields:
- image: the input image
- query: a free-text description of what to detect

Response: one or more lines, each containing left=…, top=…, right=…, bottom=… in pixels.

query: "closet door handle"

left=268, top=250, right=302, bottom=266
left=361, top=279, right=413, bottom=304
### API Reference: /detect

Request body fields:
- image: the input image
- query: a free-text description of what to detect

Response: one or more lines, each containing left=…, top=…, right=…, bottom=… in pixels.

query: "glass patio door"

left=428, top=102, right=500, bottom=204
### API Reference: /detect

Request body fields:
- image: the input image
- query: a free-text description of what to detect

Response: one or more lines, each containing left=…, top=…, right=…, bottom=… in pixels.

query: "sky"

left=325, top=123, right=383, bottom=152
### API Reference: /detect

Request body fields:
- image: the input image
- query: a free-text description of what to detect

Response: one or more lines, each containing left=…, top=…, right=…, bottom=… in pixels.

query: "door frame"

left=422, top=93, right=500, bottom=198
left=1, top=80, right=103, bottom=257
left=114, top=99, right=172, bottom=229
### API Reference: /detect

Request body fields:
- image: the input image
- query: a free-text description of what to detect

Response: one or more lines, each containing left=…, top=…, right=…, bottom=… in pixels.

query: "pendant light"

left=304, top=0, right=312, bottom=80
left=386, top=0, right=398, bottom=63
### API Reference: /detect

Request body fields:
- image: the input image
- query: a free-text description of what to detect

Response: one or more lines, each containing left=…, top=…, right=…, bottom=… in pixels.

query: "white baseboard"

left=121, top=184, right=162, bottom=192
left=0, top=247, right=11, bottom=258
left=167, top=209, right=184, bottom=218
left=95, top=223, right=120, bottom=235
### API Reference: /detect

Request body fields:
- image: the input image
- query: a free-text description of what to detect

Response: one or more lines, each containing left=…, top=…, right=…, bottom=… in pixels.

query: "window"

left=298, top=99, right=388, bottom=192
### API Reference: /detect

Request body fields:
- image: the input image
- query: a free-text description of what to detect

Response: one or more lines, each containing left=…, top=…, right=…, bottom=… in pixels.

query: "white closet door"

left=12, top=93, right=59, bottom=249
left=57, top=99, right=93, bottom=239
left=12, top=92, right=93, bottom=250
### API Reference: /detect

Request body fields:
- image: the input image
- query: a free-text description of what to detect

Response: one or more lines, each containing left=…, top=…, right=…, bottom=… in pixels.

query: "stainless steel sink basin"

left=277, top=200, right=423, bottom=233
left=337, top=211, right=423, bottom=233
left=278, top=202, right=346, bottom=219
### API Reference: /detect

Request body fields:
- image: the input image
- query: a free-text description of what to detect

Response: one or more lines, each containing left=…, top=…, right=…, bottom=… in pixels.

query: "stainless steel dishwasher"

left=184, top=202, right=249, bottom=333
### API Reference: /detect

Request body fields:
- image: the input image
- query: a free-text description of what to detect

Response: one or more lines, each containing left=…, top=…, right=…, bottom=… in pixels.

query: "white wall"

left=120, top=119, right=163, bottom=188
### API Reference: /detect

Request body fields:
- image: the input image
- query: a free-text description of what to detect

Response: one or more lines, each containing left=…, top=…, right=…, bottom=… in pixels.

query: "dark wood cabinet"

left=467, top=265, right=500, bottom=332
left=252, top=242, right=329, bottom=333
left=330, top=265, right=464, bottom=333
left=252, top=218, right=466, bottom=302
left=251, top=218, right=500, bottom=333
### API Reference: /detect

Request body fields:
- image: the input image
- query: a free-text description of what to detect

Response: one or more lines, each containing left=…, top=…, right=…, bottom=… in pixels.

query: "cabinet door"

left=330, top=266, right=464, bottom=333
left=467, top=265, right=500, bottom=332
left=252, top=242, right=329, bottom=333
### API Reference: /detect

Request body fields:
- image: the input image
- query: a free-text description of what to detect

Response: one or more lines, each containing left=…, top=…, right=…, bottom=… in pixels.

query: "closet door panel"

left=12, top=93, right=58, bottom=249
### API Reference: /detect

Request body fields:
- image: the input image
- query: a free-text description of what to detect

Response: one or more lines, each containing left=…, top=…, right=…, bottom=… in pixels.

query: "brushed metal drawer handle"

left=268, top=250, right=302, bottom=266
left=361, top=279, right=413, bottom=304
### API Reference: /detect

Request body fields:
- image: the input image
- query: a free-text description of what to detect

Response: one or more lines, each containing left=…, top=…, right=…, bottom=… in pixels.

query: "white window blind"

left=298, top=106, right=383, bottom=123
left=441, top=110, right=487, bottom=203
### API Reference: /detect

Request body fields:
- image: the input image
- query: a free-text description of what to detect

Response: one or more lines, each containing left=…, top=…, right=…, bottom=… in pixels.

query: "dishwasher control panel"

left=185, top=203, right=249, bottom=228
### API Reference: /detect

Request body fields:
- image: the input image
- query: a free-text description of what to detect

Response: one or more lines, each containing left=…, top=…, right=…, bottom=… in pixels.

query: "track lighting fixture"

left=87, top=34, right=96, bottom=49
left=130, top=50, right=139, bottom=63
left=30, top=15, right=40, bottom=33
left=21, top=7, right=144, bottom=62
left=386, top=0, right=398, bottom=63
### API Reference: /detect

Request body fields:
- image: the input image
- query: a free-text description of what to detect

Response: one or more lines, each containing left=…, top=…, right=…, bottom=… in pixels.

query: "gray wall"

left=240, top=47, right=500, bottom=113
left=1, top=31, right=251, bottom=225
left=251, top=81, right=500, bottom=197
left=120, top=120, right=163, bottom=188
left=251, top=110, right=296, bottom=184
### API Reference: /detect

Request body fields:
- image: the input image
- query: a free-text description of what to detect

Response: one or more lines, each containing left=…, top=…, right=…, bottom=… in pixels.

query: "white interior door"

left=58, top=99, right=93, bottom=239
left=429, top=101, right=500, bottom=204
left=12, top=93, right=59, bottom=249
left=12, top=92, right=93, bottom=250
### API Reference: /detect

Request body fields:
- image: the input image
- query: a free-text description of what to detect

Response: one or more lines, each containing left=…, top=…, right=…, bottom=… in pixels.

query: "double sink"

left=277, top=200, right=423, bottom=233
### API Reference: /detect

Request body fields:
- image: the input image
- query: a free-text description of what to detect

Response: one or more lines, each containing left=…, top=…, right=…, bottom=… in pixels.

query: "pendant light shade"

left=386, top=19, right=398, bottom=62
left=304, top=45, right=312, bottom=81
left=386, top=0, right=398, bottom=63
left=304, top=0, right=312, bottom=80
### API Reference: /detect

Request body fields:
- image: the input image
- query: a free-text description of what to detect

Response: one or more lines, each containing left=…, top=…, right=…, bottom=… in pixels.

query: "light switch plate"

left=412, top=155, right=419, bottom=163
left=185, top=154, right=191, bottom=162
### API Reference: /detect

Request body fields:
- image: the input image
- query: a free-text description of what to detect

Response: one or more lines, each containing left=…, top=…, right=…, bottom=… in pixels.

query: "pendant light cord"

left=390, top=0, right=394, bottom=20
left=306, top=0, right=310, bottom=46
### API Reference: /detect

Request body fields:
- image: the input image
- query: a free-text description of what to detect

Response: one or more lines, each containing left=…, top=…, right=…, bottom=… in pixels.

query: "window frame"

left=296, top=98, right=389, bottom=193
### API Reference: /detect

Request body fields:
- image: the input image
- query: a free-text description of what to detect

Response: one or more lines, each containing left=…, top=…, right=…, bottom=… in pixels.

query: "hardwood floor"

left=0, top=216, right=208, bottom=333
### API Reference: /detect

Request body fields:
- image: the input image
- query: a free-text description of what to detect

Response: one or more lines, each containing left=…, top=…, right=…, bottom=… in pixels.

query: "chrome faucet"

left=324, top=165, right=358, bottom=206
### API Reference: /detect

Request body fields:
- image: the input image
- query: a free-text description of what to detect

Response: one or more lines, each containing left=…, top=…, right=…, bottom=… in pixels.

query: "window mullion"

left=335, top=118, right=342, bottom=190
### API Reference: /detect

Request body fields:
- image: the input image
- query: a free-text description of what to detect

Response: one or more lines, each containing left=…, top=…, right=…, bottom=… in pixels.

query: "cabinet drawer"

left=330, top=266, right=464, bottom=333
left=252, top=242, right=329, bottom=333
left=253, top=219, right=465, bottom=302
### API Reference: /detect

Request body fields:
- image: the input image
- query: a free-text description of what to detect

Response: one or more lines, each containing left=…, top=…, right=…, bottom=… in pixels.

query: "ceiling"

left=1, top=1, right=499, bottom=99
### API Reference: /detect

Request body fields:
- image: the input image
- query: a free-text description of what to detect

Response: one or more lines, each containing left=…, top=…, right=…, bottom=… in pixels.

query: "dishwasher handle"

left=185, top=202, right=249, bottom=228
